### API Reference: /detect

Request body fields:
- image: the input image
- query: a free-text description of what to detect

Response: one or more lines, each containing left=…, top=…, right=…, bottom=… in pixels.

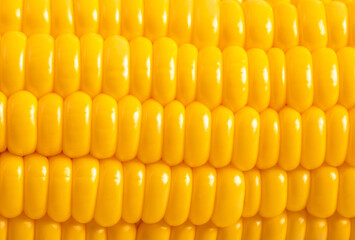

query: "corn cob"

left=0, top=29, right=355, bottom=233
left=0, top=0, right=355, bottom=50
left=0, top=210, right=354, bottom=240
left=0, top=0, right=354, bottom=239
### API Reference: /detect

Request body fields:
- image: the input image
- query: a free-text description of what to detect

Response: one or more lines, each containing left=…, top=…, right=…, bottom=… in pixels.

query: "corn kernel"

left=189, top=165, right=216, bottom=225
left=164, top=164, right=192, bottom=226
left=79, top=33, right=103, bottom=97
left=170, top=221, right=195, bottom=240
left=23, top=153, right=48, bottom=220
left=71, top=156, right=99, bottom=223
left=94, top=158, right=123, bottom=227
left=22, top=0, right=50, bottom=35
left=307, top=165, right=339, bottom=218
left=35, top=215, right=61, bottom=240
left=102, top=36, right=129, bottom=101
left=47, top=154, right=72, bottom=222
left=25, top=34, right=54, bottom=98
left=107, top=220, right=136, bottom=240
left=142, top=162, right=171, bottom=224
left=0, top=32, right=26, bottom=96
left=298, top=0, right=328, bottom=51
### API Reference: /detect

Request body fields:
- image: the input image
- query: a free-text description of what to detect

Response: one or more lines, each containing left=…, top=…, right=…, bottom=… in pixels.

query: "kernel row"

left=136, top=211, right=355, bottom=240
left=2, top=90, right=355, bottom=169
left=0, top=151, right=354, bottom=227
left=0, top=214, right=138, bottom=240
left=0, top=211, right=354, bottom=240
left=0, top=0, right=355, bottom=51
left=1, top=32, right=355, bottom=112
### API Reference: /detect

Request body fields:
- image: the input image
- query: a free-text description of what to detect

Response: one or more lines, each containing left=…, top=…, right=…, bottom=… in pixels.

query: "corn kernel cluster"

left=0, top=0, right=354, bottom=239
